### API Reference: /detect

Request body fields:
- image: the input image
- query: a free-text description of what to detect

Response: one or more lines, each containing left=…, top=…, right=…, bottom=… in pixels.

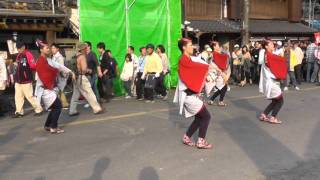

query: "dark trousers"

left=256, top=64, right=262, bottom=84
left=100, top=76, right=114, bottom=100
left=294, top=64, right=302, bottom=84
left=253, top=63, right=259, bottom=83
left=186, top=106, right=211, bottom=139
left=135, top=72, right=145, bottom=99
left=155, top=73, right=167, bottom=97
left=45, top=98, right=62, bottom=129
left=263, top=95, right=284, bottom=117
left=144, top=88, right=154, bottom=101
left=123, top=80, right=132, bottom=96
left=232, top=65, right=241, bottom=83
left=210, top=85, right=227, bottom=102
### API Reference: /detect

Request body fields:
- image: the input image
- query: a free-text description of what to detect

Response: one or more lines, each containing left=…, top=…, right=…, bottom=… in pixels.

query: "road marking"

left=229, top=86, right=320, bottom=101
left=34, top=108, right=175, bottom=131
left=1, top=85, right=318, bottom=131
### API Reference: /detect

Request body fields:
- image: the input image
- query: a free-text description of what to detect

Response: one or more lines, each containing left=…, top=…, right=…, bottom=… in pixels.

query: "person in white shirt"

left=120, top=54, right=134, bottom=99
left=274, top=41, right=284, bottom=56
left=128, top=46, right=138, bottom=96
left=51, top=43, right=69, bottom=108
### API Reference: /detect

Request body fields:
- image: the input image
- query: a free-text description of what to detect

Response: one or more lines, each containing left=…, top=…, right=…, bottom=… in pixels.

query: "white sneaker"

left=163, top=94, right=168, bottom=101
left=227, top=86, right=231, bottom=92
left=125, top=95, right=131, bottom=99
left=283, top=87, right=288, bottom=91
left=295, top=86, right=300, bottom=91
left=84, top=103, right=90, bottom=108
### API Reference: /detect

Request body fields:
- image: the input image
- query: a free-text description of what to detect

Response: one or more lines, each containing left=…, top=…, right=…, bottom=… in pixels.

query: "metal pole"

left=309, top=0, right=312, bottom=27
left=52, top=0, right=55, bottom=14
left=241, top=0, right=250, bottom=46
left=125, top=0, right=129, bottom=48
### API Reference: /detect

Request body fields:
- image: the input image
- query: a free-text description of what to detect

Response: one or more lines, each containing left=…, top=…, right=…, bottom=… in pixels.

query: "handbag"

left=144, top=74, right=156, bottom=89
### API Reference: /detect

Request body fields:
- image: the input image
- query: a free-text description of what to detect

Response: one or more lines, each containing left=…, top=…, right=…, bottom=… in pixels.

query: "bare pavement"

left=0, top=84, right=320, bottom=180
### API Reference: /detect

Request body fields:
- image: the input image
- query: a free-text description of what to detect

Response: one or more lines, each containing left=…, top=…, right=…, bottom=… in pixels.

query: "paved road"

left=0, top=84, right=320, bottom=180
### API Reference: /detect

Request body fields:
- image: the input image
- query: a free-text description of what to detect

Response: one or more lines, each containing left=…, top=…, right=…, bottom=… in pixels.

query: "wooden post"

left=46, top=31, right=55, bottom=45
left=241, top=0, right=250, bottom=46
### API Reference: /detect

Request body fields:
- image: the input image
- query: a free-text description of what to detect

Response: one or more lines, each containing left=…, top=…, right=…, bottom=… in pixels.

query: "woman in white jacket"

left=120, top=54, right=134, bottom=98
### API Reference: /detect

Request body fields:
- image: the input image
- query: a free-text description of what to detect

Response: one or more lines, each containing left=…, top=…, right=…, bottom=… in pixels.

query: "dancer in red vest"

left=173, top=38, right=220, bottom=149
left=259, top=40, right=287, bottom=124
left=36, top=40, right=75, bottom=133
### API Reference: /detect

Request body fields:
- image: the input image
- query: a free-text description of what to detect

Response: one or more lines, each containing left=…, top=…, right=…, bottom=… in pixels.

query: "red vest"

left=178, top=54, right=208, bottom=93
left=36, top=56, right=58, bottom=90
left=213, top=51, right=228, bottom=71
left=265, top=51, right=288, bottom=80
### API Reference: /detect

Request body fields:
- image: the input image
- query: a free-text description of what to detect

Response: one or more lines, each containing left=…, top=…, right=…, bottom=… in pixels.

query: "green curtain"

left=79, top=0, right=181, bottom=95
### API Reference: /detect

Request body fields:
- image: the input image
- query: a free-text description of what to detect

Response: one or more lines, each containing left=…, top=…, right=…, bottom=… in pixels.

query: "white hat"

left=204, top=44, right=210, bottom=49
left=206, top=47, right=212, bottom=52
left=234, top=44, right=240, bottom=48
left=277, top=41, right=282, bottom=46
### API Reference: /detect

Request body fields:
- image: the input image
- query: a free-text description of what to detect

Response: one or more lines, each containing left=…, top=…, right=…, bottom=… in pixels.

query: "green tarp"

left=79, top=0, right=182, bottom=95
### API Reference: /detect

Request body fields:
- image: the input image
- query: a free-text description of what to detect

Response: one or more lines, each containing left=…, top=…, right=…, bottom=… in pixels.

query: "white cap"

left=234, top=44, right=240, bottom=48
left=277, top=41, right=282, bottom=46
left=204, top=44, right=210, bottom=49
left=206, top=47, right=212, bottom=52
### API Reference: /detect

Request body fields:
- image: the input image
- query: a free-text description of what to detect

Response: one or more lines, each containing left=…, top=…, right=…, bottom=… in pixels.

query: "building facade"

left=184, top=0, right=318, bottom=49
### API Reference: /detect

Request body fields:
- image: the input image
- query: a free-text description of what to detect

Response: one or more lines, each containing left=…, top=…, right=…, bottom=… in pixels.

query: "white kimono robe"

left=259, top=64, right=282, bottom=99
left=173, top=56, right=206, bottom=118
left=36, top=58, right=71, bottom=109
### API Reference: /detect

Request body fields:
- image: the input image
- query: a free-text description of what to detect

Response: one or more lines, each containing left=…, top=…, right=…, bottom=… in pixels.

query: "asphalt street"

left=0, top=84, right=320, bottom=180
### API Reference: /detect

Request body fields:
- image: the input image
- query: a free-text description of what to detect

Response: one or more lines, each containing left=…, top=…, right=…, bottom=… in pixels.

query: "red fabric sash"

left=265, top=51, right=288, bottom=80
left=213, top=51, right=228, bottom=70
left=36, top=56, right=58, bottom=90
left=315, top=32, right=320, bottom=45
left=178, top=54, right=209, bottom=93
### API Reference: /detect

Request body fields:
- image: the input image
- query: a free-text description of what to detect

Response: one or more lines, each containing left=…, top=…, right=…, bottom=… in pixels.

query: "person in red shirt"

left=174, top=38, right=220, bottom=149
left=13, top=41, right=43, bottom=118
left=36, top=40, right=75, bottom=134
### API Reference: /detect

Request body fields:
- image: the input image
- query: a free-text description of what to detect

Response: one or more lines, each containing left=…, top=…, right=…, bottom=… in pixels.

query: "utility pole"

left=183, top=0, right=188, bottom=37
left=241, top=0, right=250, bottom=46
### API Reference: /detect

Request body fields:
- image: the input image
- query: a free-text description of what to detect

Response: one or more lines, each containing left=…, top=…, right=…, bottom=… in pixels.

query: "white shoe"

left=163, top=95, right=168, bottom=101
left=227, top=86, right=231, bottom=92
left=295, top=86, right=300, bottom=91
left=125, top=95, right=131, bottom=99
left=84, top=103, right=90, bottom=108
left=283, top=87, right=288, bottom=91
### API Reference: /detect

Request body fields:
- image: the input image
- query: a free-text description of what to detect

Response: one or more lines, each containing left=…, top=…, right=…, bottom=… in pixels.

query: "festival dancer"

left=36, top=40, right=75, bottom=133
left=207, top=41, right=229, bottom=106
left=173, top=38, right=220, bottom=149
left=259, top=40, right=287, bottom=124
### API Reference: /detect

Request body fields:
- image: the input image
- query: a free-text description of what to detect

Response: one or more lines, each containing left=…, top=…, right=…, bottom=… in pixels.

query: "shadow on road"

left=0, top=143, right=33, bottom=178
left=220, top=116, right=301, bottom=177
left=84, top=157, right=110, bottom=180
left=0, top=124, right=24, bottom=147
left=230, top=99, right=262, bottom=117
left=138, top=166, right=159, bottom=180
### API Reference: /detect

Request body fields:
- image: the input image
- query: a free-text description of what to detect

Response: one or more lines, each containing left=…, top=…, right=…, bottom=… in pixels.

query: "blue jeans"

left=285, top=71, right=298, bottom=87
left=311, top=62, right=320, bottom=83
left=88, top=74, right=100, bottom=101
left=306, top=62, right=314, bottom=82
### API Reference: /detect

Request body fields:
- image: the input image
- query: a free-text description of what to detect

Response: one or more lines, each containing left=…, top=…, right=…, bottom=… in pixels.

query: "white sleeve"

left=48, top=59, right=71, bottom=73
left=258, top=49, right=265, bottom=64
